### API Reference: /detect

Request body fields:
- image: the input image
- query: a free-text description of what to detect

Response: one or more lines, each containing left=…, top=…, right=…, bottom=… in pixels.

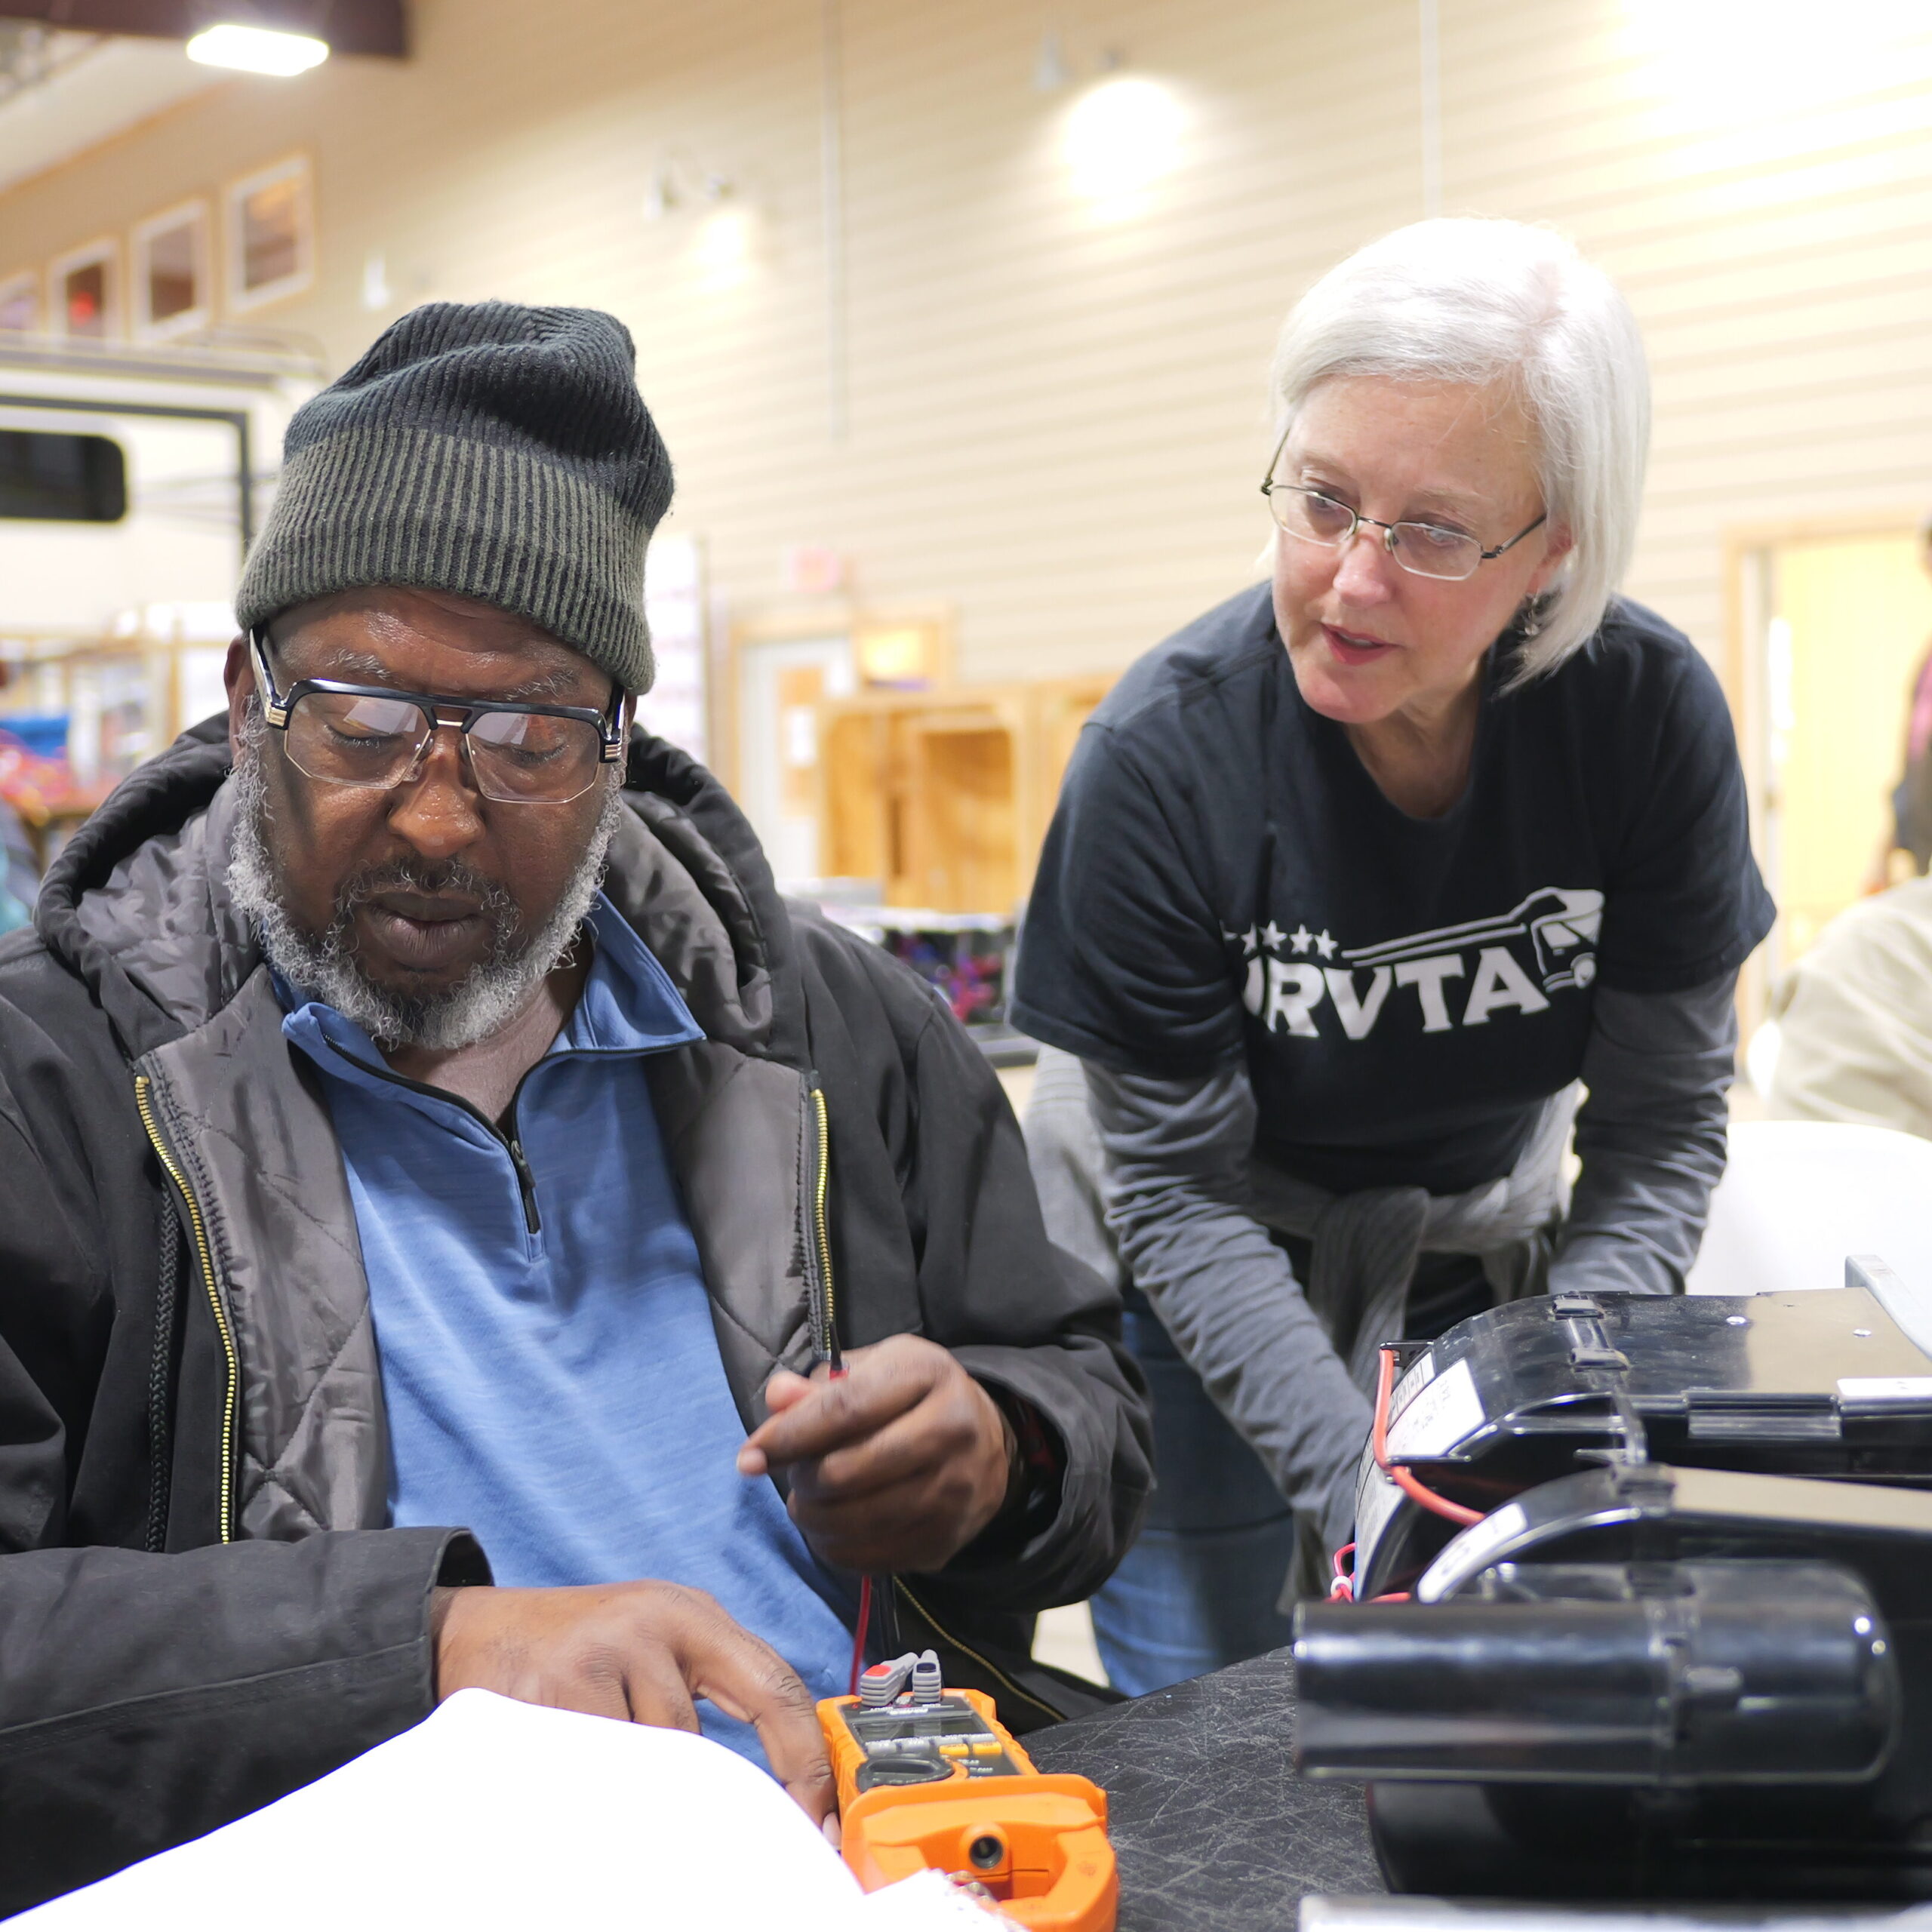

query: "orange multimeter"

left=817, top=1651, right=1116, bottom=1932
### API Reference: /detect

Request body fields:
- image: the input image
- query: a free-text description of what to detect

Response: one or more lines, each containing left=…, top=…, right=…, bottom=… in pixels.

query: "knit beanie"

left=235, top=301, right=673, bottom=693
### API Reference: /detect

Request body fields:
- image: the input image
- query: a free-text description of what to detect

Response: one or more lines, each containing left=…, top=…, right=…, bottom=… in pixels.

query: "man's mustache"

left=329, top=860, right=528, bottom=971
left=336, top=861, right=518, bottom=926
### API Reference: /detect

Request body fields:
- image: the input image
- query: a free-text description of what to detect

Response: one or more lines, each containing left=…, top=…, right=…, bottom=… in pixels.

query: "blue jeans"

left=1090, top=1287, right=1298, bottom=1697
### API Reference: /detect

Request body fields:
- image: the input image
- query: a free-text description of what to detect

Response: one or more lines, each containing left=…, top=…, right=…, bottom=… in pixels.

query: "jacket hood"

left=33, top=718, right=805, bottom=1068
left=35, top=718, right=242, bottom=1063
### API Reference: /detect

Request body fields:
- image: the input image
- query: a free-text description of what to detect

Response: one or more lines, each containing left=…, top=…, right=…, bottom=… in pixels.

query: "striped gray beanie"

left=235, top=301, right=672, bottom=693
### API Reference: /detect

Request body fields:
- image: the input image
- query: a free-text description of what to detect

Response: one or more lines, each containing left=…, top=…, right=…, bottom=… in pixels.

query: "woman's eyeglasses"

left=1260, top=433, right=1546, bottom=583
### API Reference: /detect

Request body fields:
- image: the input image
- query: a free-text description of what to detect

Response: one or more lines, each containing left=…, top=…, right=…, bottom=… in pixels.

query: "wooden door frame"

left=721, top=601, right=955, bottom=798
left=1720, top=510, right=1927, bottom=1035
left=1721, top=511, right=1927, bottom=718
left=721, top=601, right=858, bottom=798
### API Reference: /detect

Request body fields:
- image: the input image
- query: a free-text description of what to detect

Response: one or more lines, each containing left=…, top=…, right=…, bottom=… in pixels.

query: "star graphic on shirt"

left=1223, top=926, right=1260, bottom=958
left=1290, top=924, right=1314, bottom=953
left=1314, top=929, right=1337, bottom=959
left=1241, top=926, right=1259, bottom=956
left=1260, top=921, right=1285, bottom=951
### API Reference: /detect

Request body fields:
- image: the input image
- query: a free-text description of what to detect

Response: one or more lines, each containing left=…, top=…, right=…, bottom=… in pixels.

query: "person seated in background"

left=1767, top=874, right=1932, bottom=1142
left=0, top=301, right=1149, bottom=1915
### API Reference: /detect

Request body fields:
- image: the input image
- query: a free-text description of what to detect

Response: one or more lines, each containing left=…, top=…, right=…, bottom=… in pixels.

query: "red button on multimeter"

left=818, top=1651, right=1116, bottom=1932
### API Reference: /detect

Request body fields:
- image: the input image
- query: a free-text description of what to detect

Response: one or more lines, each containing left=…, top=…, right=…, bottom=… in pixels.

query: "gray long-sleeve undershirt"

left=1076, top=974, right=1740, bottom=1547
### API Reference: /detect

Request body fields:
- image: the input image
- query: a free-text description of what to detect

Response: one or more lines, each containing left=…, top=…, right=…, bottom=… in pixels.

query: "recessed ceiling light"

left=1064, top=75, right=1184, bottom=208
left=185, top=24, right=330, bottom=76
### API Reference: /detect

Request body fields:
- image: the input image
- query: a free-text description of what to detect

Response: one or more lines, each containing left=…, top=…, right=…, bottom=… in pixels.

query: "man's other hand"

left=737, top=1336, right=1016, bottom=1574
left=430, top=1581, right=835, bottom=1823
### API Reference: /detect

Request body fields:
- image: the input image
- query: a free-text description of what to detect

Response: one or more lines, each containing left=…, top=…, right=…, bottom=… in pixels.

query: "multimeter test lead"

left=823, top=1334, right=877, bottom=1697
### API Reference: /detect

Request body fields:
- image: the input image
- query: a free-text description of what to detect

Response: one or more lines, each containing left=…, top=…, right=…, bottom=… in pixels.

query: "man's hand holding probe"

left=736, top=1335, right=1018, bottom=1574
left=427, top=1336, right=1013, bottom=1828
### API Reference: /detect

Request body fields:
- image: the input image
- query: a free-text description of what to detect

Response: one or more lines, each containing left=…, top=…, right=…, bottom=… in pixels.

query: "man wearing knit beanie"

left=0, top=301, right=1149, bottom=1909
left=238, top=300, right=669, bottom=697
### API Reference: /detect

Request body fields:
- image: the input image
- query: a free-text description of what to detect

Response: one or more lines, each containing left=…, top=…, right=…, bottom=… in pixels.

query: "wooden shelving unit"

left=818, top=675, right=1110, bottom=914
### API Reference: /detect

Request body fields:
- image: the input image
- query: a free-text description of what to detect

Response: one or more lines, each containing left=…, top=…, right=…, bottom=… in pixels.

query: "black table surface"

left=1025, top=1649, right=1383, bottom=1930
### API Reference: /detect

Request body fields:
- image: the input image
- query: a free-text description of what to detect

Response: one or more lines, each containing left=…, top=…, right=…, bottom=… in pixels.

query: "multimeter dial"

left=840, top=1694, right=1023, bottom=1789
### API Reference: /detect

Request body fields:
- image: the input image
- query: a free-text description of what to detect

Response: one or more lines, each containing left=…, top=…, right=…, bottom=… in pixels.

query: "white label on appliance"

left=1352, top=1460, right=1403, bottom=1577
left=1386, top=1356, right=1484, bottom=1460
left=1416, top=1502, right=1528, bottom=1604
left=1838, top=1377, right=1932, bottom=1403
left=1389, top=1352, right=1436, bottom=1423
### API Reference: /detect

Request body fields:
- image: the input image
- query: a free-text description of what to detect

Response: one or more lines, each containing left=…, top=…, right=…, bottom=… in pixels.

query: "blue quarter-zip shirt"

left=280, top=894, right=854, bottom=1766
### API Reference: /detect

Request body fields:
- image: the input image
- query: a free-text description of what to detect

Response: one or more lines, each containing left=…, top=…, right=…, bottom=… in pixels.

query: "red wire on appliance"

left=1327, top=1540, right=1413, bottom=1604
left=1329, top=1541, right=1357, bottom=1602
left=1372, top=1345, right=1483, bottom=1528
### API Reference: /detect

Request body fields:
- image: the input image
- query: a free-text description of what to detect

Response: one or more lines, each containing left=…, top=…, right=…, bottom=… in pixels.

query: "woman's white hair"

left=1268, top=217, right=1651, bottom=684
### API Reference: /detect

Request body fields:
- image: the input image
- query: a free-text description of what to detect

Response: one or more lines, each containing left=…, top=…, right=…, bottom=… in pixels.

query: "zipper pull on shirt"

left=507, top=1134, right=541, bottom=1236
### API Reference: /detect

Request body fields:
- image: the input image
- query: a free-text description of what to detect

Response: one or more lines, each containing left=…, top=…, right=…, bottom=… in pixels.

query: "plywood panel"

left=910, top=726, right=1016, bottom=915
left=820, top=709, right=889, bottom=884
left=816, top=677, right=1108, bottom=911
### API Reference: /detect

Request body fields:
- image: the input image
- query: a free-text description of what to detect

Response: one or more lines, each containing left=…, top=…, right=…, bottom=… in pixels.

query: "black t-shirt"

left=1011, top=585, right=1774, bottom=1195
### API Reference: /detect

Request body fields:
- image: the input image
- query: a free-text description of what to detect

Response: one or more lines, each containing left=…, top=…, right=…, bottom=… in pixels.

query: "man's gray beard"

left=227, top=722, right=624, bottom=1052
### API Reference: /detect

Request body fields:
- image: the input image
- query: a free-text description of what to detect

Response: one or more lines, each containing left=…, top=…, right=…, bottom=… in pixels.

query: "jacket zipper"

left=134, top=1073, right=238, bottom=1544
left=806, top=1075, right=837, bottom=1360
left=144, top=1216, right=181, bottom=1552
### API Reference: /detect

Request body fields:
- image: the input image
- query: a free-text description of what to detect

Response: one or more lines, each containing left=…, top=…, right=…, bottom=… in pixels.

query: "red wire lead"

left=1371, top=1345, right=1483, bottom=1528
left=827, top=1356, right=875, bottom=1695
left=1329, top=1343, right=1488, bottom=1606
left=848, top=1575, right=873, bottom=1697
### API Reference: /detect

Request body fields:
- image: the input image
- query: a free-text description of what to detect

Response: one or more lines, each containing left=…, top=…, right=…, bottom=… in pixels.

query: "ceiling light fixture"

left=1064, top=74, right=1184, bottom=208
left=186, top=23, right=329, bottom=75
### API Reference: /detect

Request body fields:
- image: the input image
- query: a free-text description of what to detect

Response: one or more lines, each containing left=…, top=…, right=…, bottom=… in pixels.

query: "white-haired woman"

left=1011, top=219, right=1772, bottom=1695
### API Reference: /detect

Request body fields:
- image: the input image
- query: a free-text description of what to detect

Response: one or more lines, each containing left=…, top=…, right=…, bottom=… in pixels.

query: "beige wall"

left=3, top=0, right=1930, bottom=690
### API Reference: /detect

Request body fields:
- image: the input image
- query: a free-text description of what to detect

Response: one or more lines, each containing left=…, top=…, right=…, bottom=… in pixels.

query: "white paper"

left=1386, top=1357, right=1484, bottom=1460
left=1303, top=1895, right=1932, bottom=1932
left=1838, top=1376, right=1932, bottom=1402
left=19, top=1690, right=990, bottom=1931
left=857, top=1870, right=1014, bottom=1928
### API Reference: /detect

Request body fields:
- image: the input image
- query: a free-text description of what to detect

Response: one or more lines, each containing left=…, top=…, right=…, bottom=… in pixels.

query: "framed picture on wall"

left=0, top=270, right=37, bottom=333
left=49, top=240, right=120, bottom=341
left=223, top=155, right=314, bottom=313
left=132, top=199, right=211, bottom=340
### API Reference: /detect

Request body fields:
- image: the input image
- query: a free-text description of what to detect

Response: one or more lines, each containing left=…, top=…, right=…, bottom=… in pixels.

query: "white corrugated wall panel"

left=0, top=0, right=1927, bottom=685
